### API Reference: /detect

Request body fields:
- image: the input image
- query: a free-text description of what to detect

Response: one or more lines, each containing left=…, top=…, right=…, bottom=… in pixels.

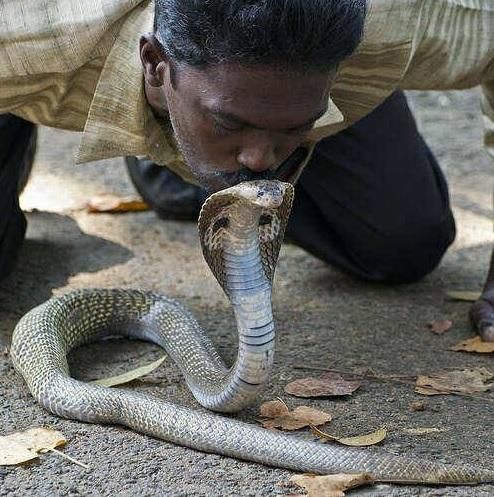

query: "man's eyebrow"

left=206, top=106, right=328, bottom=130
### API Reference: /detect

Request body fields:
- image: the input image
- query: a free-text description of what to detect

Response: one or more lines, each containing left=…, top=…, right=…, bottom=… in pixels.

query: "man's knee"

left=353, top=213, right=456, bottom=284
left=0, top=114, right=35, bottom=281
left=0, top=208, right=27, bottom=281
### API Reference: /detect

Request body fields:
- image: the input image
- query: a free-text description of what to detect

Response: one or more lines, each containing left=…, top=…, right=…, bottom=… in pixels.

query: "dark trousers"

left=0, top=92, right=455, bottom=283
left=0, top=114, right=36, bottom=280
left=287, top=91, right=455, bottom=283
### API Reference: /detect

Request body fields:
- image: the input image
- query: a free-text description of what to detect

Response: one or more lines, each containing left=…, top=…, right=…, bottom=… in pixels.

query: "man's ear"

left=140, top=34, right=168, bottom=87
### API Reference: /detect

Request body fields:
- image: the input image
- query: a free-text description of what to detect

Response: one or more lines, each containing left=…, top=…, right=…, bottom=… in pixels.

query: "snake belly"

left=10, top=180, right=494, bottom=485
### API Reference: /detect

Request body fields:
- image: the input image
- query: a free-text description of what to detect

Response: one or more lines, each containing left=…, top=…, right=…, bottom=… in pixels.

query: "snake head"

left=198, top=180, right=294, bottom=295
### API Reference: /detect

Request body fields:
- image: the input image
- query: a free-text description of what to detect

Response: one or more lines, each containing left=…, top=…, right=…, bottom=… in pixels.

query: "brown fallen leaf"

left=410, top=400, right=427, bottom=411
left=260, top=399, right=289, bottom=418
left=311, top=425, right=387, bottom=447
left=290, top=473, right=374, bottom=497
left=259, top=400, right=331, bottom=430
left=446, top=291, right=481, bottom=302
left=91, top=356, right=167, bottom=387
left=415, top=368, right=494, bottom=396
left=87, top=194, right=149, bottom=213
left=284, top=373, right=361, bottom=398
left=426, top=319, right=453, bottom=334
left=449, top=336, right=494, bottom=354
left=0, top=427, right=66, bottom=465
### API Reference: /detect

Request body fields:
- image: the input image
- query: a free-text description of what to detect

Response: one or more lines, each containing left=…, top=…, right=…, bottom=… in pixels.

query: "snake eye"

left=212, top=217, right=229, bottom=233
left=259, top=214, right=272, bottom=226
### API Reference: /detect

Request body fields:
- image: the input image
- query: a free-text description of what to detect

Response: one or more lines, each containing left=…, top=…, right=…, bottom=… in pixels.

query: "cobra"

left=10, top=180, right=494, bottom=484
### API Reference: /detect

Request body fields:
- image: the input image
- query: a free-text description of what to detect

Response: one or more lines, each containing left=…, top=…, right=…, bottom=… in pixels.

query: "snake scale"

left=10, top=180, right=494, bottom=485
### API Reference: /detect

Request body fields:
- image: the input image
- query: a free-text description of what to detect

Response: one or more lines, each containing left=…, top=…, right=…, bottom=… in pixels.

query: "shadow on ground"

left=0, top=211, right=132, bottom=342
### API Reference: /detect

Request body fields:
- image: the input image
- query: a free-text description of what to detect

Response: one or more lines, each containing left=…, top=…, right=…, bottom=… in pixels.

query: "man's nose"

left=236, top=138, right=277, bottom=173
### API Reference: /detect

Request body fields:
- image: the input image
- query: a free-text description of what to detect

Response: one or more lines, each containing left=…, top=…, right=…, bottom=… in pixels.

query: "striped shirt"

left=1, top=0, right=493, bottom=184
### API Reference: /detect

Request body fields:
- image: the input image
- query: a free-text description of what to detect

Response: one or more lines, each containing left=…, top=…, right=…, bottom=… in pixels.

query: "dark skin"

left=470, top=254, right=494, bottom=341
left=140, top=33, right=494, bottom=342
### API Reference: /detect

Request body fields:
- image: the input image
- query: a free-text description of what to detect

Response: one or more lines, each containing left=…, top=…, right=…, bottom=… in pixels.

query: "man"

left=1, top=1, right=494, bottom=338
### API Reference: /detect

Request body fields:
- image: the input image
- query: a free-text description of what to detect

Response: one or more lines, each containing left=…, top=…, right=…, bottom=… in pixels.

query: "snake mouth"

left=202, top=180, right=291, bottom=211
left=225, top=180, right=290, bottom=209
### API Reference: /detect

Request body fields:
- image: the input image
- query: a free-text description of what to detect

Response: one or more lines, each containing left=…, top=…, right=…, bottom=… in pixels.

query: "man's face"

left=141, top=36, right=334, bottom=192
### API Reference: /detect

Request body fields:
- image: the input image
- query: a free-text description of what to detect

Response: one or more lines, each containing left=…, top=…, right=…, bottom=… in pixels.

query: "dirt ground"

left=1, top=88, right=494, bottom=497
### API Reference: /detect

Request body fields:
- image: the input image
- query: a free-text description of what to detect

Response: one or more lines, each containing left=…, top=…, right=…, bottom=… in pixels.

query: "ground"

left=1, top=89, right=494, bottom=497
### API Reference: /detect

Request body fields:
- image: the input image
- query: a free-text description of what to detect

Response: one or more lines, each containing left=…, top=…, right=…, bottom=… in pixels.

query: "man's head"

left=141, top=0, right=367, bottom=192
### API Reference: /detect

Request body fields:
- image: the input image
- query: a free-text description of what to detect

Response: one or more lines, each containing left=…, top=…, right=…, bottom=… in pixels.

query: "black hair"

left=154, top=0, right=367, bottom=72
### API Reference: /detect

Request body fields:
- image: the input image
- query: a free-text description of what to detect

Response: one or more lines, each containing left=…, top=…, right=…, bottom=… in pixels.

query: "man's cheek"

left=194, top=138, right=235, bottom=172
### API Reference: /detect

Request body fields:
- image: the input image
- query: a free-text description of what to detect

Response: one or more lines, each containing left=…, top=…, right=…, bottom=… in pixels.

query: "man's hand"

left=469, top=249, right=494, bottom=342
left=470, top=288, right=494, bottom=342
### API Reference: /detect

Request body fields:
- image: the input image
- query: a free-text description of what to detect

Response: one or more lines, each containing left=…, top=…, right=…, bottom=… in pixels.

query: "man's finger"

left=479, top=322, right=494, bottom=342
left=469, top=300, right=494, bottom=341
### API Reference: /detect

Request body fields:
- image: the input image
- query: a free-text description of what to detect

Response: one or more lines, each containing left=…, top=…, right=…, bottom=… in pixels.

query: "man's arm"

left=470, top=80, right=494, bottom=341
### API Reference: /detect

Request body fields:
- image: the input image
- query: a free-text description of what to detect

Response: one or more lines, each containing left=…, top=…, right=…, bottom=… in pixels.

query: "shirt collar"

left=308, top=0, right=419, bottom=141
left=75, top=0, right=185, bottom=174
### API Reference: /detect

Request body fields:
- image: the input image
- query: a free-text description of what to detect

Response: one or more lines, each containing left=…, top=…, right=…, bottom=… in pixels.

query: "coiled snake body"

left=10, top=180, right=494, bottom=485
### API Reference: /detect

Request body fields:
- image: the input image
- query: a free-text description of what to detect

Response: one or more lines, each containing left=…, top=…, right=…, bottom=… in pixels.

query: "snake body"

left=10, top=180, right=494, bottom=485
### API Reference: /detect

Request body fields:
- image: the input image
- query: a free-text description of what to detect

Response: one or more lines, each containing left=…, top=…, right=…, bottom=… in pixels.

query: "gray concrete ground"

left=1, top=89, right=494, bottom=497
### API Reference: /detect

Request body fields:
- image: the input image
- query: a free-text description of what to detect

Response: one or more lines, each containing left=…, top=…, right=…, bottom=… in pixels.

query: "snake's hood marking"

left=198, top=180, right=294, bottom=294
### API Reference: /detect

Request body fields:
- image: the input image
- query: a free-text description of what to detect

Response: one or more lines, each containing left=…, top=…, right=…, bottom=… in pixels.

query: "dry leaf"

left=410, top=400, right=427, bottom=411
left=87, top=194, right=149, bottom=213
left=403, top=427, right=446, bottom=435
left=260, top=399, right=289, bottom=418
left=284, top=373, right=361, bottom=398
left=449, top=336, right=494, bottom=354
left=259, top=401, right=331, bottom=430
left=91, top=356, right=167, bottom=387
left=0, top=427, right=66, bottom=465
left=311, top=426, right=387, bottom=447
left=446, top=291, right=481, bottom=302
left=290, top=473, right=374, bottom=497
left=426, top=319, right=452, bottom=334
left=415, top=368, right=494, bottom=396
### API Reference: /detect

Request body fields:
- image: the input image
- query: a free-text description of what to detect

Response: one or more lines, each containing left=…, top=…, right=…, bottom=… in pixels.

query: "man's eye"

left=212, top=120, right=242, bottom=135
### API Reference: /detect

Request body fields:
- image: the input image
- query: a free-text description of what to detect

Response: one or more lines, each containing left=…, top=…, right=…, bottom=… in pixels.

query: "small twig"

left=449, top=392, right=494, bottom=404
left=276, top=396, right=289, bottom=410
left=40, top=447, right=90, bottom=469
left=310, top=424, right=338, bottom=442
left=292, top=365, right=416, bottom=385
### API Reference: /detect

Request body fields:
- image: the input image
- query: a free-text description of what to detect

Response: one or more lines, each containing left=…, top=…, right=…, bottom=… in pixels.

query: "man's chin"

left=185, top=163, right=237, bottom=193
left=189, top=168, right=234, bottom=194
